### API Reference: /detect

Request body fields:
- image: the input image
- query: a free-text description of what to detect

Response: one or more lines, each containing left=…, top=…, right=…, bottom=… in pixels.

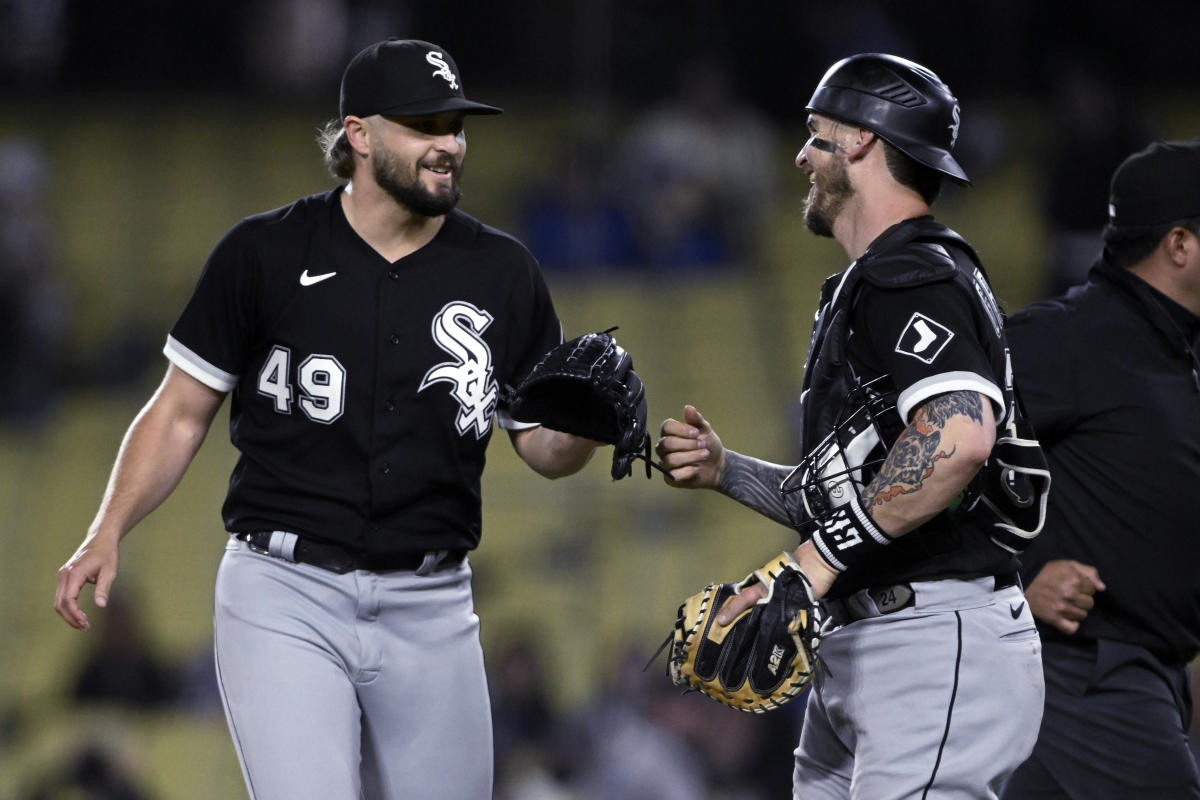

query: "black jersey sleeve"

left=495, top=251, right=563, bottom=429
left=853, top=279, right=1004, bottom=423
left=164, top=222, right=260, bottom=391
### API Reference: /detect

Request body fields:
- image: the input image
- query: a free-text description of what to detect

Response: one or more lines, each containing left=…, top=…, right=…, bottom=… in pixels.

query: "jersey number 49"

left=257, top=344, right=346, bottom=424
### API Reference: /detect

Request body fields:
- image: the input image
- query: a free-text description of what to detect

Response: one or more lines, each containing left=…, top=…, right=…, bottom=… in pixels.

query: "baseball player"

left=656, top=54, right=1047, bottom=798
left=54, top=38, right=606, bottom=799
left=1001, top=140, right=1200, bottom=799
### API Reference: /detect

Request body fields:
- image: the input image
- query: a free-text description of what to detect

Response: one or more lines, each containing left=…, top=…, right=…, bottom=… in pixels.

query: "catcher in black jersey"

left=55, top=39, right=611, bottom=799
left=657, top=54, right=1047, bottom=798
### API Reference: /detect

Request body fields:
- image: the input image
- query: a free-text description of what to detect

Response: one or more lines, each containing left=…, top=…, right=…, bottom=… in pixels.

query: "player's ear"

left=343, top=116, right=371, bottom=157
left=1163, top=225, right=1196, bottom=269
left=845, top=129, right=875, bottom=159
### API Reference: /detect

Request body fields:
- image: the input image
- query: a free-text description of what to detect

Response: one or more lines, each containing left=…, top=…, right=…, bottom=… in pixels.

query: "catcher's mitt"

left=667, top=552, right=822, bottom=712
left=505, top=328, right=660, bottom=480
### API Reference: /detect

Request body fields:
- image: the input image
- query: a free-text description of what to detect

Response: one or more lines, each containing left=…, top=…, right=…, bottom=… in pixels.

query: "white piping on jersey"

left=896, top=371, right=1003, bottom=424
left=164, top=335, right=237, bottom=392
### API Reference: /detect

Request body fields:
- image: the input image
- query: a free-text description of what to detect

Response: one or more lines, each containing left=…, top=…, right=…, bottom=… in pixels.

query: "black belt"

left=824, top=572, right=1020, bottom=626
left=235, top=532, right=466, bottom=575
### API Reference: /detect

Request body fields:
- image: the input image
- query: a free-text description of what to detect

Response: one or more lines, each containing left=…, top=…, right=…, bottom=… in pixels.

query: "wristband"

left=809, top=496, right=894, bottom=573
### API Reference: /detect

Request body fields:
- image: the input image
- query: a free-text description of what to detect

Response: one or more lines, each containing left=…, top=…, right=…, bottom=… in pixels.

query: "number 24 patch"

left=894, top=312, right=954, bottom=364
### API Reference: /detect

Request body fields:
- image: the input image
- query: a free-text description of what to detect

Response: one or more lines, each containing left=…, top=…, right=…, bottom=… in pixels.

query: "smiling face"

left=370, top=111, right=467, bottom=217
left=796, top=114, right=855, bottom=238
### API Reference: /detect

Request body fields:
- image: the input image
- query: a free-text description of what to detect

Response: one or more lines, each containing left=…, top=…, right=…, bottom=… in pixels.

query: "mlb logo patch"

left=894, top=313, right=954, bottom=364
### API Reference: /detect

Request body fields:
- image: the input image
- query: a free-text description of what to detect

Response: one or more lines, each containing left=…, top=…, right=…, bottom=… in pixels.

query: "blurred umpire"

left=1001, top=140, right=1200, bottom=799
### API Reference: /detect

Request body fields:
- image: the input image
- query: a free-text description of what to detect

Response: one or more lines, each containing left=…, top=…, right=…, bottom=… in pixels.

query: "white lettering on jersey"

left=419, top=301, right=498, bottom=439
left=425, top=51, right=459, bottom=90
left=970, top=266, right=1004, bottom=338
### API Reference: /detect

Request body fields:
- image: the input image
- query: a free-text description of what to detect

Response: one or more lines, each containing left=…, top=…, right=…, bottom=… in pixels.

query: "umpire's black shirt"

left=1007, top=258, right=1200, bottom=665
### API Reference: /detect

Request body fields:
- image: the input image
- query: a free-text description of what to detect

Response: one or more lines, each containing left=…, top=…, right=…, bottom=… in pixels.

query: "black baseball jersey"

left=165, top=188, right=562, bottom=556
left=1008, top=259, right=1200, bottom=664
left=799, top=217, right=1020, bottom=598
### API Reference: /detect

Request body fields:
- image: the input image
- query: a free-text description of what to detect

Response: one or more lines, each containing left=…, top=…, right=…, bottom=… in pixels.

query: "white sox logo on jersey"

left=895, top=312, right=955, bottom=365
left=419, top=301, right=497, bottom=439
left=425, top=51, right=459, bottom=90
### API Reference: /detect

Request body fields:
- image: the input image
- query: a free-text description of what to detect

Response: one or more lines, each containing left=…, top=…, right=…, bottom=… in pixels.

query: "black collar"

left=1090, top=258, right=1200, bottom=357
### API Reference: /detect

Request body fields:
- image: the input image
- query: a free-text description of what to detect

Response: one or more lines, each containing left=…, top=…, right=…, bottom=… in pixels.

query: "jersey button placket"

left=389, top=333, right=400, bottom=345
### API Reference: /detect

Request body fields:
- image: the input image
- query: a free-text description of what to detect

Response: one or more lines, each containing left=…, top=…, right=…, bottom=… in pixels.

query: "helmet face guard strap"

left=782, top=375, right=898, bottom=528
left=806, top=53, right=970, bottom=186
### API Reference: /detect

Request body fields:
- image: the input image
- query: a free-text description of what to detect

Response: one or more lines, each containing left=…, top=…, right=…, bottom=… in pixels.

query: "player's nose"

left=433, top=131, right=463, bottom=154
left=796, top=141, right=812, bottom=169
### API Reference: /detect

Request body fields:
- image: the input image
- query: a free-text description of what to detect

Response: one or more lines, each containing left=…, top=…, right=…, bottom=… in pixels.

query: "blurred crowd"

left=3, top=1, right=1199, bottom=797
left=13, top=583, right=1200, bottom=798
left=6, top=584, right=804, bottom=799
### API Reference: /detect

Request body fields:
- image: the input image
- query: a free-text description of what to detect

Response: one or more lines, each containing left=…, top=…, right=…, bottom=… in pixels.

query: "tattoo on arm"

left=863, top=391, right=983, bottom=508
left=717, top=451, right=806, bottom=528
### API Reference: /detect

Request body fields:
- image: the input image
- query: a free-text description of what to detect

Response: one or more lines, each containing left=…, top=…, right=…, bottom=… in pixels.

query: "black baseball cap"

left=1108, top=138, right=1200, bottom=226
left=339, top=38, right=503, bottom=120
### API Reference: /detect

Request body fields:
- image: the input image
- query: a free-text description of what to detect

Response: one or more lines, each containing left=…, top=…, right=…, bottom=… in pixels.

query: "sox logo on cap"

left=426, top=51, right=459, bottom=90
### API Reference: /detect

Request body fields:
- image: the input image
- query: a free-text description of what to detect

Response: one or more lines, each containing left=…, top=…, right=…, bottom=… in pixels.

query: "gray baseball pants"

left=213, top=536, right=492, bottom=799
left=794, top=576, right=1045, bottom=799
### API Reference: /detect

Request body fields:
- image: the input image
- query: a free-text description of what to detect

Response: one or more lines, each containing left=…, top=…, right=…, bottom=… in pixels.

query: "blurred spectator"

left=174, top=642, right=224, bottom=716
left=566, top=661, right=710, bottom=799
left=0, top=0, right=67, bottom=89
left=23, top=741, right=155, bottom=800
left=617, top=57, right=779, bottom=271
left=548, top=642, right=794, bottom=799
left=238, top=0, right=350, bottom=98
left=520, top=138, right=638, bottom=273
left=1038, top=53, right=1154, bottom=297
left=71, top=591, right=178, bottom=709
left=0, top=137, right=67, bottom=429
left=490, top=634, right=560, bottom=793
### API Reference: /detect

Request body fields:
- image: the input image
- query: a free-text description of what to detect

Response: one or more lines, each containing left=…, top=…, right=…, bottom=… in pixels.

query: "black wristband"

left=809, top=497, right=893, bottom=573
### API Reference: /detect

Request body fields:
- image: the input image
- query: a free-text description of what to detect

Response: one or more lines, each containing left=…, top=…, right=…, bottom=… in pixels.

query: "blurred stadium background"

left=1, top=1, right=1196, bottom=797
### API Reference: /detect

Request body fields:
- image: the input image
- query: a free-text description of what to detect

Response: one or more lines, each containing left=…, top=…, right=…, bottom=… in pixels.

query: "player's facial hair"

left=372, top=146, right=462, bottom=217
left=804, top=153, right=853, bottom=238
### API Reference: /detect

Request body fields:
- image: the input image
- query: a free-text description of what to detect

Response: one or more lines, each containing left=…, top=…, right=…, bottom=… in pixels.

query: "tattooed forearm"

left=919, top=390, right=984, bottom=427
left=717, top=451, right=806, bottom=528
left=863, top=391, right=982, bottom=508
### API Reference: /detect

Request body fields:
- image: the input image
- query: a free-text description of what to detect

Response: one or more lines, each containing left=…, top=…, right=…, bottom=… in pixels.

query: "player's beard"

left=803, top=154, right=853, bottom=239
left=372, top=147, right=463, bottom=218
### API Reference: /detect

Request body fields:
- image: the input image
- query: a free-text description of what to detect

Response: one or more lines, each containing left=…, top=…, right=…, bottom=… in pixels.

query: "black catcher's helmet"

left=806, top=53, right=970, bottom=186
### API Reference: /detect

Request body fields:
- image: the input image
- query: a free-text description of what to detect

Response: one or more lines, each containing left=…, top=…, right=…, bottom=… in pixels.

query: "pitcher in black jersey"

left=55, top=39, right=607, bottom=799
